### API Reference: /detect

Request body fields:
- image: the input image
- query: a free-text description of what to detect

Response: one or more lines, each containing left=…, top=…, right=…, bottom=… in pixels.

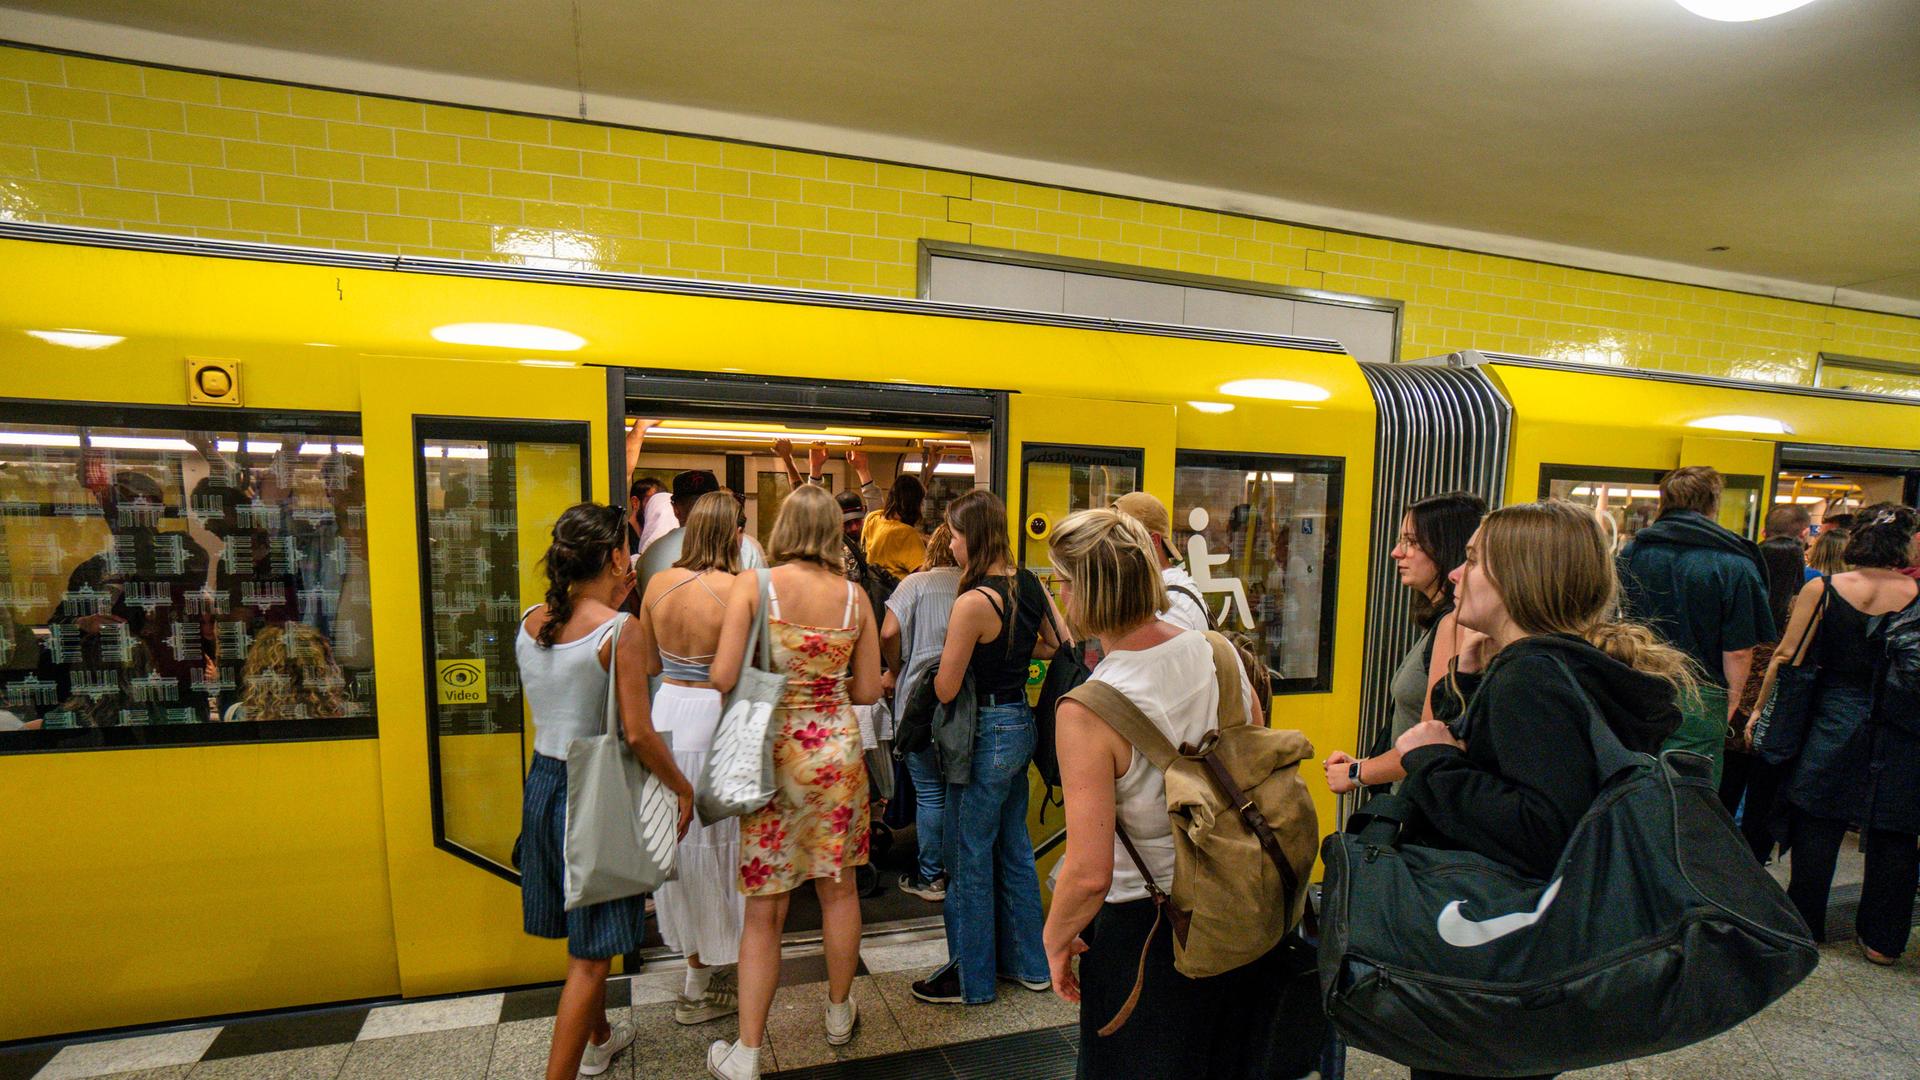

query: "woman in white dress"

left=635, top=489, right=747, bottom=1025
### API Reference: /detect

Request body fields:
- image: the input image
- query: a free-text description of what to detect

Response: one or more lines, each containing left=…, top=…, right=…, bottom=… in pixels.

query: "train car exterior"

left=0, top=226, right=1375, bottom=1042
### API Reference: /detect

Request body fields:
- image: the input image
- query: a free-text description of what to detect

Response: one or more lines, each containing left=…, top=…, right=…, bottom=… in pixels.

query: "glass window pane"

left=1020, top=447, right=1141, bottom=576
left=420, top=423, right=588, bottom=876
left=1173, top=453, right=1343, bottom=693
left=0, top=414, right=374, bottom=749
left=1543, top=466, right=1766, bottom=546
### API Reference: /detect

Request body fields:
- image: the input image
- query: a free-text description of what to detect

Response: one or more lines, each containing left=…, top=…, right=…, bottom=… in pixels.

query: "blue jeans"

left=905, top=746, right=947, bottom=883
left=941, top=701, right=1049, bottom=1003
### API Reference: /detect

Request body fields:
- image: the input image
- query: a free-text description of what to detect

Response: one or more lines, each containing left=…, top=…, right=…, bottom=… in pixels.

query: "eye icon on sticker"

left=436, top=658, right=487, bottom=705
left=1025, top=512, right=1052, bottom=541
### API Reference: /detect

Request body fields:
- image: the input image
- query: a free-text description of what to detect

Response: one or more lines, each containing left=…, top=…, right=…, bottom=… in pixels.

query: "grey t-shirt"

left=885, top=567, right=961, bottom=718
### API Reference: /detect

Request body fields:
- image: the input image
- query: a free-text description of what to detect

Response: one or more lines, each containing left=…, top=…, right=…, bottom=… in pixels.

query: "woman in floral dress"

left=707, top=484, right=881, bottom=1080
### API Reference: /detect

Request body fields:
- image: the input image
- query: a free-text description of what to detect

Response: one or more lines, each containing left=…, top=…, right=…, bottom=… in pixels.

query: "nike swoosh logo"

left=1436, top=877, right=1564, bottom=947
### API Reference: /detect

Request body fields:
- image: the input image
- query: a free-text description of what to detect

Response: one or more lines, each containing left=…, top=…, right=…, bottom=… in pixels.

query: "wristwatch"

left=1348, top=760, right=1364, bottom=785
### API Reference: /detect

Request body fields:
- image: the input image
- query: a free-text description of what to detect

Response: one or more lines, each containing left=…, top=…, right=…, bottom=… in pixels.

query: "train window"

left=1019, top=444, right=1143, bottom=574
left=418, top=420, right=591, bottom=879
left=1173, top=451, right=1344, bottom=694
left=0, top=404, right=374, bottom=752
left=1541, top=465, right=1765, bottom=545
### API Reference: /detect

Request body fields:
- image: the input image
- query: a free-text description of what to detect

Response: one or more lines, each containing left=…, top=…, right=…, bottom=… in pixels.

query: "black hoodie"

left=1618, top=510, right=1775, bottom=686
left=1401, top=634, right=1683, bottom=880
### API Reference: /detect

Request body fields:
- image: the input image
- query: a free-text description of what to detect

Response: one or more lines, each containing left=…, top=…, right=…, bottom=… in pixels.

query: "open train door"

left=1005, top=394, right=1177, bottom=899
left=1678, top=434, right=1776, bottom=539
left=361, top=356, right=620, bottom=998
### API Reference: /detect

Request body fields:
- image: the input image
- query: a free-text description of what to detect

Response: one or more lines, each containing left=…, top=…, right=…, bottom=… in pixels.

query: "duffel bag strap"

left=1098, top=826, right=1180, bottom=1038
left=1544, top=655, right=1646, bottom=785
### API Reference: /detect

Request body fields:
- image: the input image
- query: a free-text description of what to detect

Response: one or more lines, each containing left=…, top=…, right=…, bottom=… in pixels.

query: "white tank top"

left=1092, top=630, right=1251, bottom=903
left=516, top=609, right=626, bottom=760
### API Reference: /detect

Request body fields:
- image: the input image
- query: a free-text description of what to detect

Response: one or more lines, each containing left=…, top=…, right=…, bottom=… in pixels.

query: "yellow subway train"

left=1, top=223, right=1916, bottom=1043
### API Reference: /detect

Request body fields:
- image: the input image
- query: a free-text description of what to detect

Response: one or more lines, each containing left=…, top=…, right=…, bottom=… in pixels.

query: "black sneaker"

left=910, top=964, right=965, bottom=1005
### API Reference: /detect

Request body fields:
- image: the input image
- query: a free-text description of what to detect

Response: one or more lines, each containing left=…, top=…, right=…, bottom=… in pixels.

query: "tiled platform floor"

left=4, top=934, right=1916, bottom=1080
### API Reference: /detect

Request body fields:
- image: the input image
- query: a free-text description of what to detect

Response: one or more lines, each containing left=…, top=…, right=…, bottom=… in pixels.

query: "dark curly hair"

left=535, top=502, right=627, bottom=647
left=1844, top=503, right=1919, bottom=570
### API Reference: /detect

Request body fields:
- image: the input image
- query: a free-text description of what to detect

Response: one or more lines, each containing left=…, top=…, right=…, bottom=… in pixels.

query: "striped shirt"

left=886, top=567, right=962, bottom=717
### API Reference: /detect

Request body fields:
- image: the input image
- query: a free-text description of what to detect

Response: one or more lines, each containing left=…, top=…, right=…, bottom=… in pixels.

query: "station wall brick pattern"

left=3, top=44, right=1918, bottom=389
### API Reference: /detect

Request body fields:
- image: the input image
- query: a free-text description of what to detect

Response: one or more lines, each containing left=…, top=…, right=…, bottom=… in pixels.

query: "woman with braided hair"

left=514, top=502, right=694, bottom=1080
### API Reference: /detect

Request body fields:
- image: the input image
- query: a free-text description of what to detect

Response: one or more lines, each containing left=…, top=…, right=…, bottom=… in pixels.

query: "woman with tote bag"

left=705, top=485, right=883, bottom=1080
left=515, top=502, right=694, bottom=1080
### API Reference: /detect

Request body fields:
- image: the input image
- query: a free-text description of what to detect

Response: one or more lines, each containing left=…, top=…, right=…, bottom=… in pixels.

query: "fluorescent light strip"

left=901, top=462, right=976, bottom=475
left=649, top=427, right=862, bottom=444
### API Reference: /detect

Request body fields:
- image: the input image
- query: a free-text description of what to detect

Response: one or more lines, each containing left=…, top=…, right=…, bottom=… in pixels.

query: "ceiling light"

left=27, top=329, right=124, bottom=350
left=1217, top=379, right=1332, bottom=403
left=298, top=443, right=365, bottom=456
left=430, top=322, right=585, bottom=351
left=1674, top=0, right=1818, bottom=21
left=646, top=427, right=861, bottom=444
left=0, top=431, right=82, bottom=448
left=903, top=461, right=976, bottom=476
left=1186, top=401, right=1235, bottom=414
left=1687, top=414, right=1794, bottom=435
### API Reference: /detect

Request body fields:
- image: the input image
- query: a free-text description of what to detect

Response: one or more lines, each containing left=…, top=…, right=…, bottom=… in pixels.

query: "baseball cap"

left=1113, top=491, right=1176, bottom=561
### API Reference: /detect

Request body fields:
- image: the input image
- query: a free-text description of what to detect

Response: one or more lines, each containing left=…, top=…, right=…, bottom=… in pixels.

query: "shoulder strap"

left=1788, top=575, right=1833, bottom=666
left=1201, top=631, right=1248, bottom=730
left=842, top=579, right=858, bottom=627
left=1174, top=584, right=1215, bottom=630
left=603, top=613, right=628, bottom=740
left=1544, top=654, right=1644, bottom=785
left=751, top=568, right=773, bottom=670
left=1064, top=679, right=1179, bottom=771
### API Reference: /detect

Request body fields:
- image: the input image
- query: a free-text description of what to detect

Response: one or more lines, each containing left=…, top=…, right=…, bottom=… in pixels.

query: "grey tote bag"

left=696, top=569, right=784, bottom=825
left=563, top=613, right=680, bottom=911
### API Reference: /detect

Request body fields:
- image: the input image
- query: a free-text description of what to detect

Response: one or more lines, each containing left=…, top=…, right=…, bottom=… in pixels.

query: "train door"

left=1773, top=444, right=1920, bottom=533
left=1005, top=394, right=1178, bottom=896
left=618, top=369, right=1004, bottom=943
left=360, top=356, right=619, bottom=998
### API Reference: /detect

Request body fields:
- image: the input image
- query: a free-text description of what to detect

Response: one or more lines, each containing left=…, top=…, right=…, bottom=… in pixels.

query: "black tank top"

left=1814, top=579, right=1920, bottom=688
left=968, top=569, right=1046, bottom=695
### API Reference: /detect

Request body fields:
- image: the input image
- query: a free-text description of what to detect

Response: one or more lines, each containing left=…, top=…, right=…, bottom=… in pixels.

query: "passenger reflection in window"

left=0, top=417, right=376, bottom=737
left=221, top=624, right=348, bottom=722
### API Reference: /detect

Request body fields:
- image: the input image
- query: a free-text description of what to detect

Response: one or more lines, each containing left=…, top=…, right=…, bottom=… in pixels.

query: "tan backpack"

left=1064, top=631, right=1318, bottom=1034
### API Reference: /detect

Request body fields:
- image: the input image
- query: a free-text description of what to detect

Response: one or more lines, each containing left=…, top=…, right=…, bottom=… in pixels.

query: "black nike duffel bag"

left=1319, top=658, right=1817, bottom=1077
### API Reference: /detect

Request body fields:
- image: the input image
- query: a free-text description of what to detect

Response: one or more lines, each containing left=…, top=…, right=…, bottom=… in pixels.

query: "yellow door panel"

left=360, top=357, right=612, bottom=997
left=1678, top=435, right=1774, bottom=539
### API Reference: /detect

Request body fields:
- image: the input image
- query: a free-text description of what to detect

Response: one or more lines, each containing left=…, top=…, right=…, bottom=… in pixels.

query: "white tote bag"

left=562, top=614, right=679, bottom=910
left=696, top=569, right=785, bottom=825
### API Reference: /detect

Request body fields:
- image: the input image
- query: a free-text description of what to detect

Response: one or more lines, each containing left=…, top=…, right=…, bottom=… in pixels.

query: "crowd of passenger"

left=0, top=434, right=368, bottom=733
left=513, top=426, right=1920, bottom=1080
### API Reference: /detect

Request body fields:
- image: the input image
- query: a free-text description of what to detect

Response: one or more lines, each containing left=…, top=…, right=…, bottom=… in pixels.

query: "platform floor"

left=4, top=931, right=1916, bottom=1080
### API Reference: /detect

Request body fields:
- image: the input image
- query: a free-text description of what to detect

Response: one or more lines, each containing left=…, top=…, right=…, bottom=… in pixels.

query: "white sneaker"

left=707, top=1038, right=762, bottom=1080
left=675, top=982, right=740, bottom=1025
left=578, top=1018, right=633, bottom=1076
left=825, top=993, right=858, bottom=1046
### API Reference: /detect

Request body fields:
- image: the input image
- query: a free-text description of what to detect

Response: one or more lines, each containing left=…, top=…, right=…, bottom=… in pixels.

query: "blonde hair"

left=919, top=522, right=958, bottom=571
left=239, top=624, right=348, bottom=721
left=1475, top=501, right=1696, bottom=694
left=768, top=483, right=842, bottom=568
left=675, top=489, right=742, bottom=574
left=1808, top=528, right=1850, bottom=575
left=1047, top=509, right=1167, bottom=638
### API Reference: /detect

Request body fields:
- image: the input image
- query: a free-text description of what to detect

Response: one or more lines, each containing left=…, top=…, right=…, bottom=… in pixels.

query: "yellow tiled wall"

left=3, top=44, right=1918, bottom=387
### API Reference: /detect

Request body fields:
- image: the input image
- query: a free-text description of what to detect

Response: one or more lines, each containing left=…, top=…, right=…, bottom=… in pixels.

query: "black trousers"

left=1719, top=751, right=1788, bottom=863
left=1786, top=810, right=1920, bottom=956
left=1076, top=898, right=1291, bottom=1080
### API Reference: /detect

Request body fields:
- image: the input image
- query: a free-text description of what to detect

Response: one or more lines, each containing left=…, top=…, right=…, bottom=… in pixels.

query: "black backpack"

left=1319, top=656, right=1816, bottom=1076
left=1874, top=598, right=1920, bottom=719
left=1031, top=602, right=1091, bottom=793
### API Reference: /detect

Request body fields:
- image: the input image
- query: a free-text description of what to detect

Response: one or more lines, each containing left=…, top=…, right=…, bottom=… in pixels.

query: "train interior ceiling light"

left=1674, top=0, right=1820, bottom=21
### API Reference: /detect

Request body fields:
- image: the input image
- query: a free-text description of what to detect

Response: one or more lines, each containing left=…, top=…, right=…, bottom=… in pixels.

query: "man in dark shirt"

left=1618, top=466, right=1775, bottom=786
